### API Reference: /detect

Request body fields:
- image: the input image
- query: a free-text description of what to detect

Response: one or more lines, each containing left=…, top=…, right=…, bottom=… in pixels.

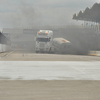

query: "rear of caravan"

left=52, top=38, right=71, bottom=54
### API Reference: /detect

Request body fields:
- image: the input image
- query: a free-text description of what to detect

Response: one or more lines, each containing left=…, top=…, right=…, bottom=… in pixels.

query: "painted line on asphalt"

left=0, top=51, right=13, bottom=59
left=0, top=61, right=100, bottom=80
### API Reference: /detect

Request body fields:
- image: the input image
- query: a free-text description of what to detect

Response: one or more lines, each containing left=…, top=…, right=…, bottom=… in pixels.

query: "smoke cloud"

left=0, top=0, right=99, bottom=28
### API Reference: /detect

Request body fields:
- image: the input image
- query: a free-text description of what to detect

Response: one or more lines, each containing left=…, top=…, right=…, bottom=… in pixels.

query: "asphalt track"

left=0, top=51, right=100, bottom=100
left=0, top=50, right=100, bottom=61
left=0, top=51, right=100, bottom=80
left=0, top=61, right=100, bottom=80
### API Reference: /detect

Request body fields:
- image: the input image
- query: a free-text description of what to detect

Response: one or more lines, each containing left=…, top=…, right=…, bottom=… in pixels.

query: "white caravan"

left=35, top=30, right=53, bottom=53
left=51, top=38, right=71, bottom=54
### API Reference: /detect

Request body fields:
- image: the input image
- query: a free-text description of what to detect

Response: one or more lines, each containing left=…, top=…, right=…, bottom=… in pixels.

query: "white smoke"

left=0, top=0, right=98, bottom=28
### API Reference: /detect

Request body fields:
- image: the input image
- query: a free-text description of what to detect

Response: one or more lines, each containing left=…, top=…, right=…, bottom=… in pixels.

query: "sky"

left=0, top=0, right=99, bottom=28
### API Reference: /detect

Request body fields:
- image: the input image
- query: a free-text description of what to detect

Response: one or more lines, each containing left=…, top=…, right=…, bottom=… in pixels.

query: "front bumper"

left=35, top=48, right=50, bottom=52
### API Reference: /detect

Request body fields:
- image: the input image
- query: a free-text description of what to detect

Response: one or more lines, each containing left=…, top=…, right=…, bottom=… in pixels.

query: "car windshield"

left=36, top=38, right=50, bottom=42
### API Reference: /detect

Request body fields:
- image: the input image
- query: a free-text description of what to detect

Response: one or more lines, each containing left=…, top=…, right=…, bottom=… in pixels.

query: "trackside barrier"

left=88, top=51, right=100, bottom=56
left=0, top=44, right=2, bottom=52
left=0, top=44, right=12, bottom=53
left=2, top=44, right=6, bottom=52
